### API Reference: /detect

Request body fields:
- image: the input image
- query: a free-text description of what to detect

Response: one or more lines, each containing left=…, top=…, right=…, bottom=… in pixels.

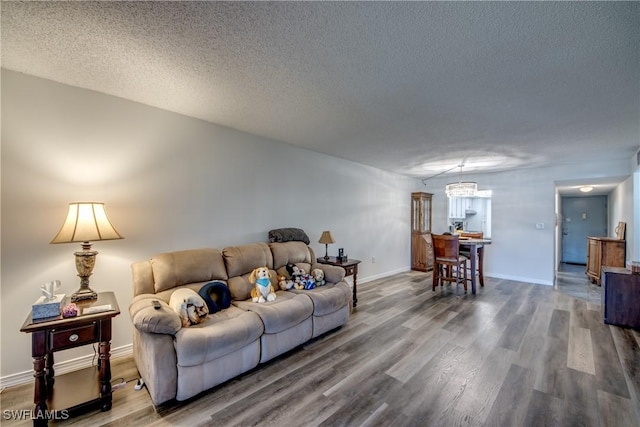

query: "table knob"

left=69, top=334, right=79, bottom=342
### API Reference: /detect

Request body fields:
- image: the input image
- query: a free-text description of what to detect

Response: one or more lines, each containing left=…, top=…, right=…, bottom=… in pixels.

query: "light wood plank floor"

left=2, top=270, right=640, bottom=426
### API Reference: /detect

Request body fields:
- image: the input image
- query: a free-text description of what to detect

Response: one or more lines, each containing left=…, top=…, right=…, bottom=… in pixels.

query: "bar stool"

left=459, top=231, right=483, bottom=280
left=432, top=234, right=469, bottom=292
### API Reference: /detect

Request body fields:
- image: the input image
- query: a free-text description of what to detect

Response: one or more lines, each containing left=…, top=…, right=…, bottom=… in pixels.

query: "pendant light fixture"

left=445, top=164, right=477, bottom=197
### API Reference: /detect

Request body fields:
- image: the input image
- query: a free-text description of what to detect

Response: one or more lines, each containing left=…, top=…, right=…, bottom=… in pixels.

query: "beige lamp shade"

left=51, top=202, right=122, bottom=244
left=51, top=202, right=122, bottom=302
left=318, top=231, right=336, bottom=245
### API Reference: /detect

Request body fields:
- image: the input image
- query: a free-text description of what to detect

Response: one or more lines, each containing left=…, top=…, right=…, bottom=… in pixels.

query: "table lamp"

left=50, top=202, right=123, bottom=302
left=318, top=231, right=335, bottom=260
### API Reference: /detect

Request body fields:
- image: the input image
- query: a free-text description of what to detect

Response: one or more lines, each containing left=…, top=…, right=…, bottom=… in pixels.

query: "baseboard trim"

left=0, top=344, right=133, bottom=389
left=359, top=266, right=411, bottom=284
left=485, top=272, right=553, bottom=286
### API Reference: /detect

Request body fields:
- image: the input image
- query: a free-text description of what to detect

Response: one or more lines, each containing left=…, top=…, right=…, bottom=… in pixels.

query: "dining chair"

left=432, top=233, right=469, bottom=292
left=459, top=231, right=483, bottom=278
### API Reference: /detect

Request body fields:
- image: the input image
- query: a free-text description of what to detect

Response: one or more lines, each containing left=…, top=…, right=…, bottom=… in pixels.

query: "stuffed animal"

left=169, top=288, right=209, bottom=327
left=302, top=274, right=316, bottom=290
left=286, top=263, right=306, bottom=290
left=249, top=266, right=276, bottom=303
left=311, top=268, right=326, bottom=286
left=278, top=275, right=294, bottom=291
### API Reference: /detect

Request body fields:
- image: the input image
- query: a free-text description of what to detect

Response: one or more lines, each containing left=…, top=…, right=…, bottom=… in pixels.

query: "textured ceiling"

left=2, top=1, right=639, bottom=181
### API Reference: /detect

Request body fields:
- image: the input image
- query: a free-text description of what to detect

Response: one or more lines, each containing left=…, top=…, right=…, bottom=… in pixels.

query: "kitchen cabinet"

left=586, top=237, right=626, bottom=285
left=411, top=192, right=433, bottom=271
left=448, top=197, right=466, bottom=219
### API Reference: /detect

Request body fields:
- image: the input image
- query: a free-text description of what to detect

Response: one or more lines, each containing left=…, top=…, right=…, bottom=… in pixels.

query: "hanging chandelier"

left=445, top=164, right=477, bottom=197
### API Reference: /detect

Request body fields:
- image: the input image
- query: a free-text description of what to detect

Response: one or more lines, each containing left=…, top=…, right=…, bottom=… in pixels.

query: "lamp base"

left=72, top=244, right=98, bottom=302
left=71, top=287, right=98, bottom=302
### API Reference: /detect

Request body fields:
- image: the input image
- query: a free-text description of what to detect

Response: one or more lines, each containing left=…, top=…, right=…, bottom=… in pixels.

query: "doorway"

left=561, top=196, right=607, bottom=264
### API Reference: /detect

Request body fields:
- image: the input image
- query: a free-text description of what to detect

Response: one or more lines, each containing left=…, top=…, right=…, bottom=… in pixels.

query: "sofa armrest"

left=129, top=294, right=181, bottom=335
left=312, top=263, right=346, bottom=284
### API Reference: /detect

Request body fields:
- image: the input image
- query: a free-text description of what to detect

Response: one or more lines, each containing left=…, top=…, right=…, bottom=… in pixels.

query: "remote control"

left=152, top=300, right=161, bottom=309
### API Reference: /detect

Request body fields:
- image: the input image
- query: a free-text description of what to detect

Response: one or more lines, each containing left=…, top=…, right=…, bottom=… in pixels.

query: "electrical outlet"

left=372, top=256, right=376, bottom=263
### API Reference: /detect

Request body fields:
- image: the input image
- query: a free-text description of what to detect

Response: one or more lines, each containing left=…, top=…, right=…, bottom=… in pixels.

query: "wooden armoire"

left=411, top=192, right=433, bottom=271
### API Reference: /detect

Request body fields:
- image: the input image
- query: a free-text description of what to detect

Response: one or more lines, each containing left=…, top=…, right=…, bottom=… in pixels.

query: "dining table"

left=459, top=238, right=492, bottom=294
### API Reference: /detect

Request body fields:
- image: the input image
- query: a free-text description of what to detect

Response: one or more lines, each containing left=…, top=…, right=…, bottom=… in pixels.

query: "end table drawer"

left=50, top=323, right=97, bottom=351
left=343, top=265, right=356, bottom=276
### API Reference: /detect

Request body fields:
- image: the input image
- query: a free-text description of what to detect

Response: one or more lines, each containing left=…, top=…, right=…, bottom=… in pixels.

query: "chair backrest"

left=432, top=234, right=461, bottom=260
left=460, top=231, right=483, bottom=239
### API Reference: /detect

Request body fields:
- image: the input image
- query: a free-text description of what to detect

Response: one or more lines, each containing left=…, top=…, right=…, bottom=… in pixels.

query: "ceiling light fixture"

left=445, top=164, right=477, bottom=197
left=579, top=186, right=594, bottom=193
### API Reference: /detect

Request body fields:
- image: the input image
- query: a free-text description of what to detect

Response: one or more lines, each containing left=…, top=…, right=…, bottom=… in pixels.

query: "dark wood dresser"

left=602, top=267, right=640, bottom=329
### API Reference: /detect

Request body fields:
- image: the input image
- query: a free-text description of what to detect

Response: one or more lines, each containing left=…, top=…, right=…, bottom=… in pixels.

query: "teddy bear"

left=249, top=266, right=276, bottom=303
left=311, top=268, right=326, bottom=286
left=278, top=275, right=294, bottom=291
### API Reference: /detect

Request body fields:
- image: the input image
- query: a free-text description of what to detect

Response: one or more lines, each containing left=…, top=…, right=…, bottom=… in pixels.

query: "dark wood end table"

left=20, top=291, right=120, bottom=426
left=316, top=257, right=362, bottom=308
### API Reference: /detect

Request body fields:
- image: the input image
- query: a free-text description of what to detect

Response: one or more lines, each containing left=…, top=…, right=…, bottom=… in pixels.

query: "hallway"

left=555, top=263, right=602, bottom=306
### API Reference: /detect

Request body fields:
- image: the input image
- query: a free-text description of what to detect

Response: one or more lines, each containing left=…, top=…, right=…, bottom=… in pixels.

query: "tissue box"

left=32, top=294, right=66, bottom=320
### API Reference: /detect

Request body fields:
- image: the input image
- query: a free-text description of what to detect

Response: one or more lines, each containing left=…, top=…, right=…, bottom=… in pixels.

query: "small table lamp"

left=50, top=202, right=123, bottom=302
left=318, top=231, right=335, bottom=261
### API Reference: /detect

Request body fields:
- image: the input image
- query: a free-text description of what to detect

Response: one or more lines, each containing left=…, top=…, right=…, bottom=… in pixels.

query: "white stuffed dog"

left=249, top=266, right=277, bottom=303
left=169, top=288, right=209, bottom=327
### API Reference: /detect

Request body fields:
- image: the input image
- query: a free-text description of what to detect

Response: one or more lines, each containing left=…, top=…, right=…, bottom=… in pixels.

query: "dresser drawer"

left=49, top=323, right=97, bottom=351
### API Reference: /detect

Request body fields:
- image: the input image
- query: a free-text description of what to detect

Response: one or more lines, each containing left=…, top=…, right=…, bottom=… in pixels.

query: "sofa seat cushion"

left=290, top=282, right=351, bottom=317
left=233, top=291, right=313, bottom=334
left=174, top=306, right=263, bottom=367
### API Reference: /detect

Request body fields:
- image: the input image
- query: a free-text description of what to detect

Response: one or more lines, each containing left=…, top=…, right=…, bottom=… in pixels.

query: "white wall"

left=609, top=175, right=634, bottom=262
left=1, top=70, right=420, bottom=382
left=424, top=161, right=634, bottom=286
left=2, top=69, right=636, bottom=385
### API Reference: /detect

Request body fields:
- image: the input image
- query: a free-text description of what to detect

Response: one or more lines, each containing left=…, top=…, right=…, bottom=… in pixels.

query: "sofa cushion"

left=227, top=273, right=278, bottom=302
left=174, top=306, right=264, bottom=367
left=312, top=263, right=346, bottom=284
left=289, top=282, right=351, bottom=316
left=223, top=243, right=273, bottom=277
left=269, top=241, right=312, bottom=269
left=223, top=243, right=274, bottom=301
left=151, top=248, right=228, bottom=293
left=233, top=291, right=313, bottom=334
left=130, top=295, right=182, bottom=335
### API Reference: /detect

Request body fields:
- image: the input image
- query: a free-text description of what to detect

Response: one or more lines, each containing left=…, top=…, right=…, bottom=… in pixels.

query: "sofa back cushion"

left=269, top=241, right=312, bottom=268
left=269, top=241, right=314, bottom=278
left=223, top=242, right=274, bottom=301
left=150, top=248, right=228, bottom=293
